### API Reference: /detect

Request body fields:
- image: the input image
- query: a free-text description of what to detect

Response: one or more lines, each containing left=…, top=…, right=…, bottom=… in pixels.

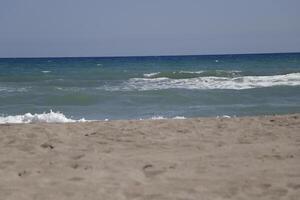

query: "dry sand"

left=0, top=114, right=300, bottom=200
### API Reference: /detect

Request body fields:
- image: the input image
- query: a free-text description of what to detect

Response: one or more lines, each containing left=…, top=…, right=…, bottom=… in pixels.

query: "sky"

left=0, top=0, right=300, bottom=58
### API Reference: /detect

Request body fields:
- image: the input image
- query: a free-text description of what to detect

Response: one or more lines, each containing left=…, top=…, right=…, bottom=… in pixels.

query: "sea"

left=1, top=53, right=300, bottom=123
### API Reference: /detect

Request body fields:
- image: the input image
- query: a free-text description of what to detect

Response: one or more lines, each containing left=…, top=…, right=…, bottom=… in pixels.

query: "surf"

left=105, top=72, right=300, bottom=91
left=0, top=110, right=86, bottom=124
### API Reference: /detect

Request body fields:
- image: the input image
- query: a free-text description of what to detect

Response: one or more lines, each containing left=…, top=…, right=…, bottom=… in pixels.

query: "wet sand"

left=0, top=114, right=300, bottom=200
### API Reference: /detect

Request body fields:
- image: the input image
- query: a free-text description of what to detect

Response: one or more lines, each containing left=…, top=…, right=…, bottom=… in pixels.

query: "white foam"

left=148, top=116, right=186, bottom=120
left=0, top=110, right=86, bottom=124
left=108, top=72, right=300, bottom=91
left=143, top=72, right=160, bottom=78
left=173, top=116, right=186, bottom=119
left=144, top=71, right=204, bottom=78
left=135, top=115, right=187, bottom=120
left=0, top=86, right=28, bottom=93
left=42, top=71, right=51, bottom=73
left=55, top=87, right=63, bottom=90
left=151, top=116, right=166, bottom=120
left=178, top=70, right=204, bottom=74
left=216, top=115, right=236, bottom=119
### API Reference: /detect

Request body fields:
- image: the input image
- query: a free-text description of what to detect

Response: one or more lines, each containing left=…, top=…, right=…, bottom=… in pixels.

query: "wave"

left=144, top=72, right=161, bottom=78
left=41, top=71, right=51, bottom=73
left=0, top=111, right=86, bottom=124
left=0, top=112, right=187, bottom=124
left=143, top=70, right=242, bottom=79
left=172, top=116, right=186, bottom=119
left=150, top=116, right=166, bottom=120
left=144, top=116, right=186, bottom=120
left=0, top=86, right=28, bottom=93
left=105, top=72, right=300, bottom=91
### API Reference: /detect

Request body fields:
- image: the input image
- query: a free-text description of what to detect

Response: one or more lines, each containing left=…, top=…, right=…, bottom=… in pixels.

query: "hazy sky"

left=0, top=0, right=300, bottom=58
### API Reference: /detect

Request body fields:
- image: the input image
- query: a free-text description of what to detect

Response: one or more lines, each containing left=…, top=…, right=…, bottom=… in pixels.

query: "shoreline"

left=1, top=112, right=300, bottom=125
left=0, top=114, right=299, bottom=199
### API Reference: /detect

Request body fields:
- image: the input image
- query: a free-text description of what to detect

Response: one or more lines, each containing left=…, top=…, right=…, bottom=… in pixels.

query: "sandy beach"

left=0, top=114, right=299, bottom=200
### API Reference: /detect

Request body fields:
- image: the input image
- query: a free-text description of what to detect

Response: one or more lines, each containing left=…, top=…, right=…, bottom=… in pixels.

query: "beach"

left=0, top=114, right=299, bottom=200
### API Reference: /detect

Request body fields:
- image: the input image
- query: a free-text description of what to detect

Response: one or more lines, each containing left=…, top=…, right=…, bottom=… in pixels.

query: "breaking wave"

left=144, top=116, right=186, bottom=120
left=0, top=110, right=86, bottom=124
left=0, top=86, right=28, bottom=93
left=0, top=111, right=188, bottom=124
left=105, top=72, right=300, bottom=91
left=41, top=71, right=51, bottom=73
left=143, top=70, right=242, bottom=79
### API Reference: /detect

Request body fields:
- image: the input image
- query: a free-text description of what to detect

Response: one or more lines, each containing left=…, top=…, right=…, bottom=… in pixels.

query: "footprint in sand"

left=142, top=164, right=165, bottom=178
left=84, top=132, right=97, bottom=137
left=40, top=142, right=54, bottom=150
left=68, top=177, right=85, bottom=182
left=18, top=170, right=30, bottom=177
left=71, top=154, right=85, bottom=160
left=70, top=163, right=80, bottom=169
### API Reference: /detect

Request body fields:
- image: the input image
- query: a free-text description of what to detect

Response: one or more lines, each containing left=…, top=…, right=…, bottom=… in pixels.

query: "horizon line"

left=0, top=51, right=299, bottom=59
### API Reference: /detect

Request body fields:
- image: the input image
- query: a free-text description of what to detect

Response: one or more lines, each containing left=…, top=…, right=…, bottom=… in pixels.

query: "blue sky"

left=0, top=0, right=300, bottom=57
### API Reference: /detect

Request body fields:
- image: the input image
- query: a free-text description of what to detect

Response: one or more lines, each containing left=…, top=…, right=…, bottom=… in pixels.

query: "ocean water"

left=1, top=53, right=300, bottom=123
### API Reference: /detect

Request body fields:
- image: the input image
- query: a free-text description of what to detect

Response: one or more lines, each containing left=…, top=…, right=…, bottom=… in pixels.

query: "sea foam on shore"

left=0, top=110, right=86, bottom=124
left=0, top=111, right=189, bottom=124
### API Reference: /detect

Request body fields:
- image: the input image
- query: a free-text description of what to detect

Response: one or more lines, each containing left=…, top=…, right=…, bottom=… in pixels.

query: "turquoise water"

left=1, top=53, right=300, bottom=120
